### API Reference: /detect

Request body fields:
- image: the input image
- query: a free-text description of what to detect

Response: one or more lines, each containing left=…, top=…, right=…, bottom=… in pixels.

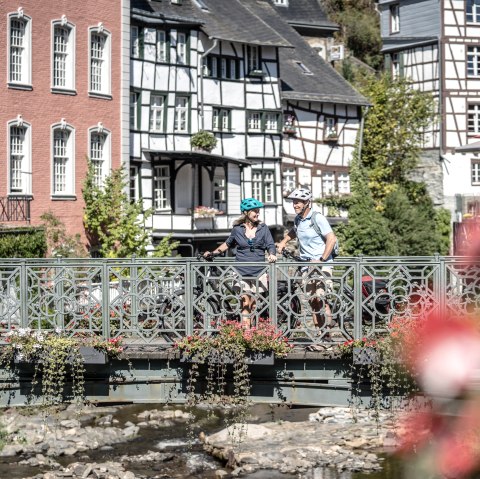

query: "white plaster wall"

left=443, top=152, right=480, bottom=197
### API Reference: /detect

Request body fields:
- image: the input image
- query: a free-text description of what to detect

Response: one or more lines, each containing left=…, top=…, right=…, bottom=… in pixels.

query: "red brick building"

left=0, top=0, right=129, bottom=243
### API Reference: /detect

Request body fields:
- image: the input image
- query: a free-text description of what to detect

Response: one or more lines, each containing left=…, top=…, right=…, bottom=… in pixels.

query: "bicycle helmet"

left=287, top=188, right=312, bottom=201
left=240, top=197, right=264, bottom=212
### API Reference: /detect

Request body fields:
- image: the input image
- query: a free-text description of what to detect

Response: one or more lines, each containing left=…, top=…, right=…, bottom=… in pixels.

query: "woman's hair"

left=232, top=212, right=263, bottom=227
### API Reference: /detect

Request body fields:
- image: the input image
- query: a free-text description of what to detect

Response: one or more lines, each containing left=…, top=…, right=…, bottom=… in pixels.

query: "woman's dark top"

left=225, top=222, right=276, bottom=277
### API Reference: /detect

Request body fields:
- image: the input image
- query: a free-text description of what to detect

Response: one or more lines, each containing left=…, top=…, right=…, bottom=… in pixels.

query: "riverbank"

left=0, top=404, right=398, bottom=478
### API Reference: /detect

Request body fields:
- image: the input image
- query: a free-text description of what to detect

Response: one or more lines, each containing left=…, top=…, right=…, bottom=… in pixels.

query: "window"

left=252, top=170, right=274, bottom=203
left=213, top=169, right=226, bottom=205
left=213, top=108, right=231, bottom=131
left=89, top=127, right=111, bottom=187
left=154, top=165, right=171, bottom=210
left=131, top=26, right=139, bottom=58
left=338, top=173, right=350, bottom=194
left=52, top=23, right=75, bottom=90
left=176, top=32, right=187, bottom=64
left=472, top=160, right=480, bottom=185
left=8, top=12, right=32, bottom=85
left=282, top=168, right=296, bottom=196
left=324, top=117, right=338, bottom=140
left=52, top=124, right=75, bottom=196
left=467, top=0, right=480, bottom=23
left=296, top=62, right=312, bottom=75
left=130, top=91, right=140, bottom=129
left=174, top=96, right=188, bottom=132
left=204, top=55, right=239, bottom=79
left=150, top=95, right=166, bottom=132
left=8, top=120, right=31, bottom=194
left=129, top=165, right=139, bottom=202
left=468, top=47, right=480, bottom=76
left=89, top=27, right=111, bottom=95
left=392, top=53, right=400, bottom=78
left=157, top=30, right=168, bottom=62
left=248, top=111, right=281, bottom=132
left=390, top=4, right=400, bottom=33
left=468, top=104, right=480, bottom=134
left=322, top=172, right=335, bottom=196
left=246, top=45, right=260, bottom=73
left=273, top=0, right=288, bottom=5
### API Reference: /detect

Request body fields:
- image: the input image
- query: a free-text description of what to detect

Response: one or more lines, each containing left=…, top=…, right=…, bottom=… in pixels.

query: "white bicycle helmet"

left=287, top=188, right=312, bottom=201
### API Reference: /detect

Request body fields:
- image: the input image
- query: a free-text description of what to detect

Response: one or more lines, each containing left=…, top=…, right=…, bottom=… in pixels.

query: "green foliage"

left=359, top=75, right=435, bottom=209
left=339, top=156, right=398, bottom=256
left=40, top=211, right=87, bottom=258
left=434, top=208, right=452, bottom=255
left=0, top=227, right=47, bottom=258
left=83, top=162, right=151, bottom=258
left=152, top=235, right=180, bottom=257
left=190, top=130, right=217, bottom=152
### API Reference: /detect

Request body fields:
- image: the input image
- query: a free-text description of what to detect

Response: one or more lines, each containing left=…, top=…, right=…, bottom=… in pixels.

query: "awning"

left=454, top=141, right=480, bottom=153
left=142, top=150, right=253, bottom=166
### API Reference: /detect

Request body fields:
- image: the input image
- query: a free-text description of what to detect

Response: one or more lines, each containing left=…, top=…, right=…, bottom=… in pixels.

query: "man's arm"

left=276, top=228, right=296, bottom=253
left=321, top=232, right=337, bottom=261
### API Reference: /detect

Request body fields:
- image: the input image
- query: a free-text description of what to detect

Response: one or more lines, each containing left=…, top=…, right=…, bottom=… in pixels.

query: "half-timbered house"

left=378, top=0, right=480, bottom=226
left=130, top=0, right=368, bottom=254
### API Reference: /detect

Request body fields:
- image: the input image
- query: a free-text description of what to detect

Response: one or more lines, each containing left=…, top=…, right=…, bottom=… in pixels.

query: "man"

left=277, top=188, right=337, bottom=347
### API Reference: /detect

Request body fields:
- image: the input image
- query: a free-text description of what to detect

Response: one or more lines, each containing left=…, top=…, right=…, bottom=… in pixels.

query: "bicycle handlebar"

left=197, top=251, right=222, bottom=262
left=281, top=249, right=311, bottom=262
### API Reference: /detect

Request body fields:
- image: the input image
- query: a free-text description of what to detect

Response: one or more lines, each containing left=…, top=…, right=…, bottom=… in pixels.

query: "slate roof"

left=132, top=0, right=292, bottom=47
left=270, top=0, right=339, bottom=32
left=243, top=0, right=368, bottom=105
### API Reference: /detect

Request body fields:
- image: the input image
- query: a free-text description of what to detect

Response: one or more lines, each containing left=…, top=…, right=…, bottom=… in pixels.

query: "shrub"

left=190, top=130, right=217, bottom=152
left=0, top=227, right=47, bottom=258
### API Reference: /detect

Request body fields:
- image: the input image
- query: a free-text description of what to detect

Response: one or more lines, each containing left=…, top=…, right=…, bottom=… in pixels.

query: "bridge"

left=0, top=255, right=476, bottom=406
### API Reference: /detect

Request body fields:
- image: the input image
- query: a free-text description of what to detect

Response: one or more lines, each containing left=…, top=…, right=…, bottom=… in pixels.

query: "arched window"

left=52, top=18, right=76, bottom=91
left=51, top=122, right=75, bottom=196
left=7, top=117, right=32, bottom=194
left=8, top=9, right=32, bottom=86
left=89, top=26, right=111, bottom=96
left=88, top=126, right=111, bottom=187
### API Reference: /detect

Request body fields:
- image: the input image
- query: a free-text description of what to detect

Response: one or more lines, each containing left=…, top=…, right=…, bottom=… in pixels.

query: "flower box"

left=14, top=347, right=107, bottom=365
left=180, top=349, right=274, bottom=366
left=353, top=347, right=379, bottom=365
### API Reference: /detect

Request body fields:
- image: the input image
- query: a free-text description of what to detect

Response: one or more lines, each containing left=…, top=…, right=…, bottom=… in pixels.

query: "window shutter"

left=139, top=28, right=145, bottom=59
left=384, top=54, right=391, bottom=74
left=399, top=52, right=404, bottom=77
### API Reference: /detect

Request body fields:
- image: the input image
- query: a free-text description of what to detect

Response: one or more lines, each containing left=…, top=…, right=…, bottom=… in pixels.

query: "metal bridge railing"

left=0, top=256, right=477, bottom=347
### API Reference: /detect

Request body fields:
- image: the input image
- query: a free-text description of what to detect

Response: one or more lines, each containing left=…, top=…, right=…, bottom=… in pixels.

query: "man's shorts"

left=299, top=265, right=333, bottom=297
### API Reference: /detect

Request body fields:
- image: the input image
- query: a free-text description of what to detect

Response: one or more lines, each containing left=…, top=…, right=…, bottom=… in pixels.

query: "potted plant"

left=193, top=206, right=223, bottom=218
left=190, top=130, right=217, bottom=152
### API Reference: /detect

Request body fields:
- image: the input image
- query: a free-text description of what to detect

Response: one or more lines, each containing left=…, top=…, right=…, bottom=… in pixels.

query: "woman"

left=205, top=198, right=277, bottom=327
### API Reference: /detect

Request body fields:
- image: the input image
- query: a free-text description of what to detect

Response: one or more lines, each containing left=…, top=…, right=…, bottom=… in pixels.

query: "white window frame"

left=324, top=117, right=338, bottom=140
left=213, top=108, right=231, bottom=131
left=391, top=53, right=400, bottom=79
left=322, top=172, right=336, bottom=196
left=246, top=44, right=260, bottom=73
left=174, top=96, right=188, bottom=132
left=264, top=113, right=279, bottom=132
left=156, top=29, right=167, bottom=62
left=213, top=168, right=226, bottom=204
left=282, top=168, right=296, bottom=196
left=252, top=170, right=274, bottom=203
left=150, top=94, right=166, bottom=132
left=176, top=32, right=187, bottom=65
left=467, top=0, right=480, bottom=23
left=88, top=26, right=111, bottom=96
left=7, top=119, right=32, bottom=195
left=51, top=123, right=75, bottom=196
left=154, top=165, right=171, bottom=210
left=51, top=20, right=75, bottom=91
left=131, top=26, right=139, bottom=58
left=273, top=0, right=288, bottom=5
left=7, top=11, right=32, bottom=86
left=130, top=165, right=139, bottom=202
left=390, top=4, right=400, bottom=33
left=468, top=46, right=480, bottom=77
left=130, top=91, right=139, bottom=129
left=88, top=127, right=111, bottom=188
left=337, top=172, right=350, bottom=195
left=468, top=104, right=480, bottom=134
left=248, top=112, right=262, bottom=131
left=472, top=159, right=480, bottom=185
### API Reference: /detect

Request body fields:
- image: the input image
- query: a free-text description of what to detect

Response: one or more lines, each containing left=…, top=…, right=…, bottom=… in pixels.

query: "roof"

left=270, top=0, right=339, bottom=32
left=454, top=141, right=480, bottom=153
left=132, top=0, right=292, bottom=47
left=245, top=0, right=368, bottom=106
left=143, top=150, right=253, bottom=166
left=381, top=36, right=438, bottom=52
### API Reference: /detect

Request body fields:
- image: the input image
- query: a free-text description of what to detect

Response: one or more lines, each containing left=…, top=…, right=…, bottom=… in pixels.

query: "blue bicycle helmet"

left=240, top=197, right=264, bottom=212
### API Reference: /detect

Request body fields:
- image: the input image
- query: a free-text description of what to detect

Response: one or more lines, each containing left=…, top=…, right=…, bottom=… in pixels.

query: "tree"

left=359, top=74, right=435, bottom=210
left=337, top=155, right=398, bottom=256
left=82, top=162, right=178, bottom=258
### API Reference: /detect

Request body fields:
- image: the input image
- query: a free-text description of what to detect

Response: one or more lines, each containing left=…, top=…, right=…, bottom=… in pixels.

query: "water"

left=0, top=404, right=404, bottom=478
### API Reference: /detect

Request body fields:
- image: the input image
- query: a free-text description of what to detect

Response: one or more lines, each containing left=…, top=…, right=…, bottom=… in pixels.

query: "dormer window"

left=246, top=44, right=261, bottom=75
left=273, top=0, right=288, bottom=5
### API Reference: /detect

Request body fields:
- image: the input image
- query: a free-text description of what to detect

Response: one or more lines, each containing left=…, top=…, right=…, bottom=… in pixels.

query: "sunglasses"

left=247, top=238, right=255, bottom=252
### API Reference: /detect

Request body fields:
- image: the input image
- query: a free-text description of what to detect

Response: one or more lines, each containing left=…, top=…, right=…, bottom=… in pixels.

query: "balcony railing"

left=0, top=196, right=31, bottom=222
left=0, top=255, right=476, bottom=348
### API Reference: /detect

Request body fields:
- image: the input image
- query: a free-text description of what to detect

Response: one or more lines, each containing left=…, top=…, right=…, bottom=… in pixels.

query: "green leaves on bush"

left=0, top=227, right=46, bottom=258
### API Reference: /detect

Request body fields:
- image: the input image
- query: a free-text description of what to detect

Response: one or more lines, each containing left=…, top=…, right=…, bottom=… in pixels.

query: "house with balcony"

left=130, top=0, right=368, bottom=255
left=377, top=0, right=480, bottom=229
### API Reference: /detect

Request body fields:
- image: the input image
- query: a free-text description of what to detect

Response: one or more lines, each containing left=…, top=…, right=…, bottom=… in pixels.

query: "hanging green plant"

left=190, top=130, right=217, bottom=152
